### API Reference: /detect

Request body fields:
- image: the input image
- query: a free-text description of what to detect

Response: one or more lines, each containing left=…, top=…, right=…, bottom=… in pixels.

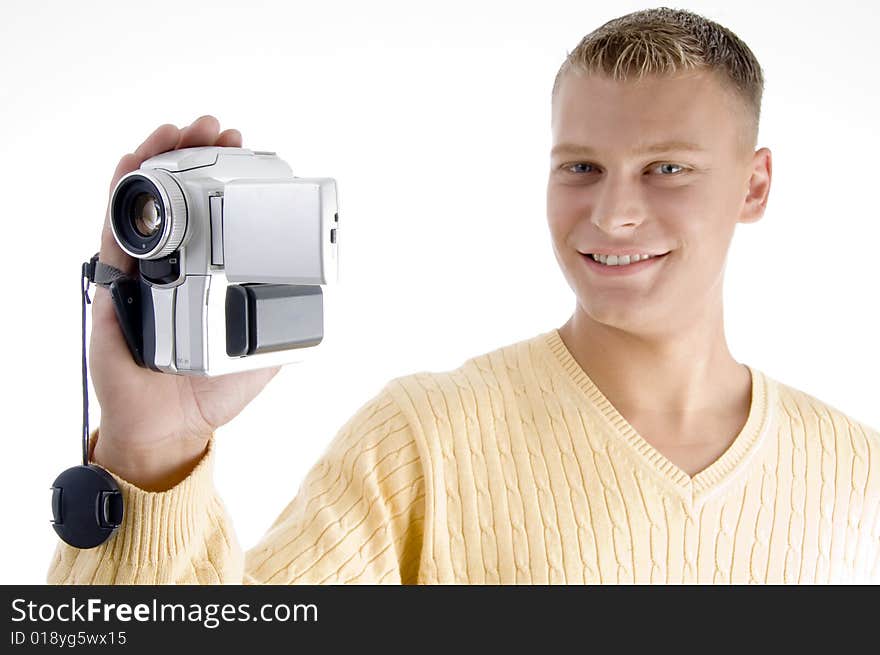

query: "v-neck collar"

left=540, top=327, right=777, bottom=503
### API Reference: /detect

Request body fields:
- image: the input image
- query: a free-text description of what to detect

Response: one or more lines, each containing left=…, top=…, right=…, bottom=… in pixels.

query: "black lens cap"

left=50, top=465, right=124, bottom=549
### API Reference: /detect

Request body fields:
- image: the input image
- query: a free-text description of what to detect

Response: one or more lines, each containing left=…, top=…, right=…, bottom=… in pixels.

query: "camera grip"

left=108, top=277, right=146, bottom=368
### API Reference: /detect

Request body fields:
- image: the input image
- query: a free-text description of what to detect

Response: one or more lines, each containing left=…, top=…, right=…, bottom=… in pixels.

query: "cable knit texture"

left=47, top=328, right=880, bottom=584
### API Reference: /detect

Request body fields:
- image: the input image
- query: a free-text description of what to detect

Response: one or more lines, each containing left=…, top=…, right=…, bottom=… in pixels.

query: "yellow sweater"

left=47, top=328, right=880, bottom=584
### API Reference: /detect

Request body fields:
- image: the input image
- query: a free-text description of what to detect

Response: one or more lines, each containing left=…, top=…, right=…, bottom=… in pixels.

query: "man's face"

left=547, top=69, right=769, bottom=338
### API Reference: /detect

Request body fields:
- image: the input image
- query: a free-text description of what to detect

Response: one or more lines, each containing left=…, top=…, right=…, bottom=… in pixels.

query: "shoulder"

left=772, top=376, right=879, bottom=437
left=383, top=329, right=557, bottom=415
left=769, top=373, right=880, bottom=455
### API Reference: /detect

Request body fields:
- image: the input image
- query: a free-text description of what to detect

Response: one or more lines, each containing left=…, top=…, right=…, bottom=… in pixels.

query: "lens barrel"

left=110, top=170, right=187, bottom=260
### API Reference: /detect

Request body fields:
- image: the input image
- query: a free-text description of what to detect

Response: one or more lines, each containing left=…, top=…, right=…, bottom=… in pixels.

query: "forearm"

left=91, top=428, right=212, bottom=492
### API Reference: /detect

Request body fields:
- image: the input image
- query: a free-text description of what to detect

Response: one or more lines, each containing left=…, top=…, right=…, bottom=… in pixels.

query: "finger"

left=215, top=128, right=242, bottom=148
left=97, top=222, right=138, bottom=277
left=98, top=123, right=181, bottom=276
left=176, top=115, right=221, bottom=149
left=95, top=117, right=222, bottom=298
left=107, top=152, right=142, bottom=197
left=134, top=123, right=181, bottom=162
left=96, top=152, right=143, bottom=278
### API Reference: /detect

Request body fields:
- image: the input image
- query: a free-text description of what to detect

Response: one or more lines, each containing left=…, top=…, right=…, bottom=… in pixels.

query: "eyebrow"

left=550, top=140, right=707, bottom=159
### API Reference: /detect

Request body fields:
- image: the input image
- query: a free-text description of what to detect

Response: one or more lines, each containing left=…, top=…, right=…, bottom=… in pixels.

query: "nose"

left=590, top=173, right=646, bottom=233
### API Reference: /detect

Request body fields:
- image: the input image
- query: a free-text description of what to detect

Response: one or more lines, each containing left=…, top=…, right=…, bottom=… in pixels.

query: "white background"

left=0, top=0, right=877, bottom=584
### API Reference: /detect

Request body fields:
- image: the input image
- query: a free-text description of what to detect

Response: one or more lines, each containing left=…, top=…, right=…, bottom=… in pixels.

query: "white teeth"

left=590, top=253, right=659, bottom=266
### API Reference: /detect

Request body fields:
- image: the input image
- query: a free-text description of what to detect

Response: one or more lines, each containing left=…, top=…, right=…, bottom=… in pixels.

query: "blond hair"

left=552, top=7, right=764, bottom=156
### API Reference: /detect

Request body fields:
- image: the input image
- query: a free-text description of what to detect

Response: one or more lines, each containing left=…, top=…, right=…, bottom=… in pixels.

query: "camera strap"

left=84, top=252, right=130, bottom=291
left=80, top=253, right=130, bottom=462
left=48, top=255, right=131, bottom=550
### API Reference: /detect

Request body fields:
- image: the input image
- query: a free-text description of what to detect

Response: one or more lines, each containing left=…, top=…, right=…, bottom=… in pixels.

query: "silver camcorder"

left=108, top=146, right=339, bottom=376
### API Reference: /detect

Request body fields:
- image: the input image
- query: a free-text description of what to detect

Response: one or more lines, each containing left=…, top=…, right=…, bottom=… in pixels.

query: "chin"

left=577, top=299, right=659, bottom=334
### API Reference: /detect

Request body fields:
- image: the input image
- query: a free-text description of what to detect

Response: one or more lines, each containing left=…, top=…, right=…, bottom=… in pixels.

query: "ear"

left=738, top=147, right=772, bottom=224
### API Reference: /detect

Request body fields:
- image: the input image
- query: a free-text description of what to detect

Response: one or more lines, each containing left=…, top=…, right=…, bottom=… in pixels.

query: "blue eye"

left=653, top=163, right=684, bottom=175
left=565, top=163, right=595, bottom=174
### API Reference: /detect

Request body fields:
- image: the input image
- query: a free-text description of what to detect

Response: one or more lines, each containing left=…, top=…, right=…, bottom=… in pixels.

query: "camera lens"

left=110, top=171, right=187, bottom=260
left=132, top=193, right=163, bottom=237
left=111, top=177, right=167, bottom=257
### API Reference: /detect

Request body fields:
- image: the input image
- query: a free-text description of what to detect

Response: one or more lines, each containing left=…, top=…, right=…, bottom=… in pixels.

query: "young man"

left=49, top=7, right=879, bottom=584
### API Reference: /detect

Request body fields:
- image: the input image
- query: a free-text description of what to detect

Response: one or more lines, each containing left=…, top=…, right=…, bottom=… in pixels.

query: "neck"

left=558, top=293, right=751, bottom=434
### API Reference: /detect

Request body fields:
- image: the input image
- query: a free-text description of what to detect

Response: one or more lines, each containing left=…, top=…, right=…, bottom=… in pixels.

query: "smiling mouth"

left=585, top=251, right=671, bottom=266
